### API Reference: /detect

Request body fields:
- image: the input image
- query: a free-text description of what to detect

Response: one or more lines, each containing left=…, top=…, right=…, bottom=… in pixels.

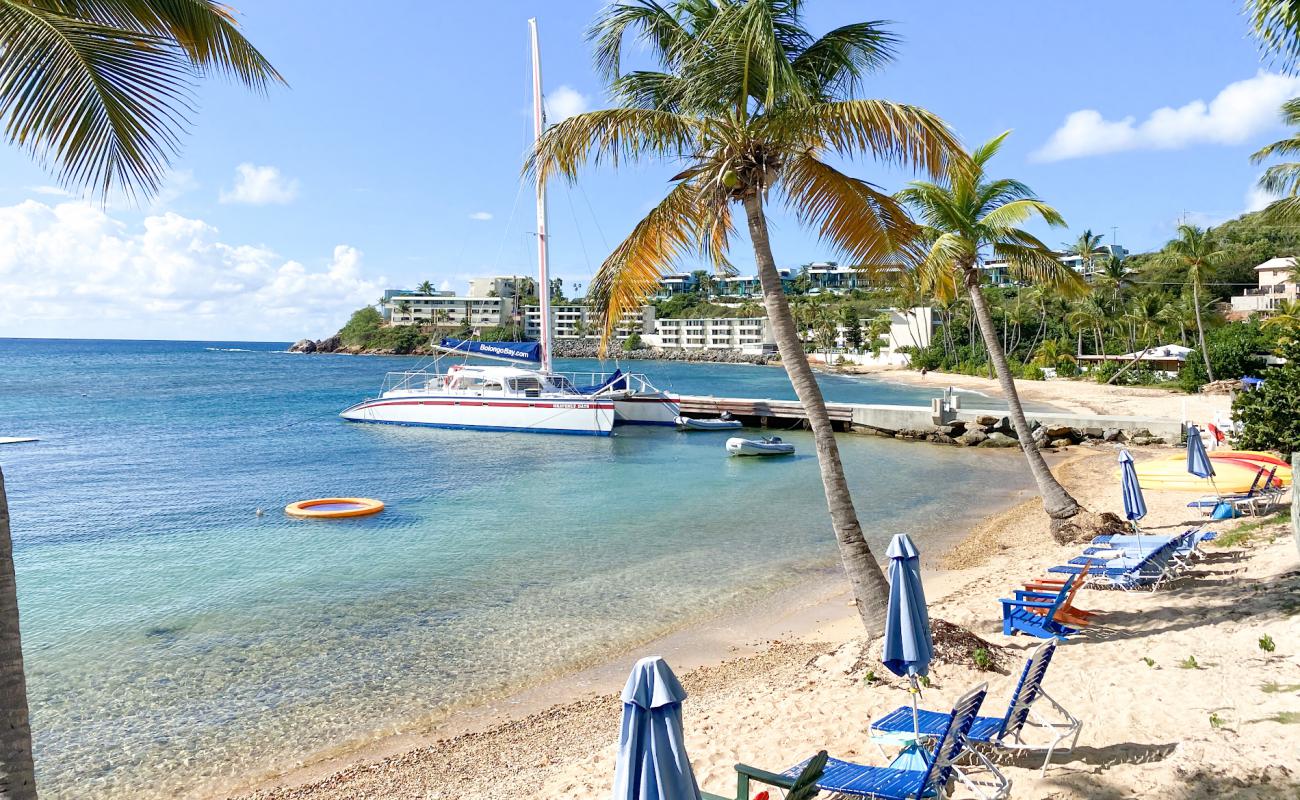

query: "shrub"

left=1233, top=338, right=1300, bottom=452
left=1179, top=321, right=1269, bottom=391
left=622, top=333, right=643, bottom=351
left=1019, top=364, right=1046, bottom=381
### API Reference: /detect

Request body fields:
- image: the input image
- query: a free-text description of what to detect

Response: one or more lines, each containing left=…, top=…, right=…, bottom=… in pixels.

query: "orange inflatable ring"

left=284, top=497, right=384, bottom=518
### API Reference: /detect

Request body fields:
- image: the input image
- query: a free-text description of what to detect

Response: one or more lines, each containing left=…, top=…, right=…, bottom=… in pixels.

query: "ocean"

left=0, top=338, right=1036, bottom=798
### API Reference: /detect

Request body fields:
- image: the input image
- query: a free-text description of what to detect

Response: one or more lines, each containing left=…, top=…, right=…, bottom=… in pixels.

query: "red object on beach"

left=1207, top=423, right=1224, bottom=443
left=754, top=792, right=770, bottom=800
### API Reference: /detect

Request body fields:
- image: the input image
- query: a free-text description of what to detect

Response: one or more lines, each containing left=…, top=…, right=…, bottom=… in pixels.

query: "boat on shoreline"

left=338, top=20, right=678, bottom=436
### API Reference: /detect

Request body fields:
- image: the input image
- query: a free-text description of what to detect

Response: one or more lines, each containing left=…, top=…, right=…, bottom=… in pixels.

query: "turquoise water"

left=0, top=339, right=1036, bottom=798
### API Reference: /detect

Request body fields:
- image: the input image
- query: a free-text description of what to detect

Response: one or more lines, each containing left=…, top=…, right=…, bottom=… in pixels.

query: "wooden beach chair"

left=1000, top=576, right=1078, bottom=638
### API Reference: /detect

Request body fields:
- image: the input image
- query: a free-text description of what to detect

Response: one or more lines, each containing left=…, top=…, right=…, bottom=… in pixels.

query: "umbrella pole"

left=909, top=673, right=921, bottom=739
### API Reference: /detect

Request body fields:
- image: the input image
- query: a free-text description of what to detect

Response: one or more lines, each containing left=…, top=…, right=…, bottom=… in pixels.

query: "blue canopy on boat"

left=439, top=338, right=541, bottom=363
left=576, top=369, right=627, bottom=394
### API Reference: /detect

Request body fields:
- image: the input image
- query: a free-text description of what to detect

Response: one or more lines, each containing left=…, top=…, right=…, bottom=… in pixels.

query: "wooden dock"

left=677, top=395, right=855, bottom=430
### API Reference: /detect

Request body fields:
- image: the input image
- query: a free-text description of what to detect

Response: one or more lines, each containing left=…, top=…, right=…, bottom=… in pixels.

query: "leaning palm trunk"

left=963, top=268, right=1084, bottom=526
left=745, top=194, right=890, bottom=631
left=0, top=468, right=36, bottom=800
left=1191, top=282, right=1214, bottom=381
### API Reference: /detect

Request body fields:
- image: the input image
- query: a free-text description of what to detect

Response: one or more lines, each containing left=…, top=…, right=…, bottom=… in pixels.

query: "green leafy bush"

left=1179, top=321, right=1269, bottom=391
left=338, top=306, right=383, bottom=347
left=622, top=333, right=643, bottom=351
left=1233, top=338, right=1300, bottom=452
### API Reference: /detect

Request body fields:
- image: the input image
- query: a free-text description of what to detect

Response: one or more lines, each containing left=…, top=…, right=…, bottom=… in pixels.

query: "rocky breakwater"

left=877, top=414, right=1169, bottom=450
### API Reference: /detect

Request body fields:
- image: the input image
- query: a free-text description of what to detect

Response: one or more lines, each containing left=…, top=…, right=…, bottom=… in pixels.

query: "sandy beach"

left=227, top=376, right=1299, bottom=800
left=840, top=367, right=1233, bottom=423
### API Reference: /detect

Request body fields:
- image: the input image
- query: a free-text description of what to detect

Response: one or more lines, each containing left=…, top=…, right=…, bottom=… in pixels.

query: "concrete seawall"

left=676, top=395, right=1185, bottom=443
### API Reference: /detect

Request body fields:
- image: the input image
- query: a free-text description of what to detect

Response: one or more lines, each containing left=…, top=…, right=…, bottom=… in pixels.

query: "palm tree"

left=1032, top=338, right=1075, bottom=370
left=531, top=0, right=960, bottom=632
left=1062, top=229, right=1105, bottom=280
left=0, top=3, right=280, bottom=796
left=1262, top=297, right=1300, bottom=337
left=1066, top=294, right=1109, bottom=356
left=416, top=280, right=435, bottom=295
left=1155, top=225, right=1226, bottom=381
left=1250, top=98, right=1300, bottom=222
left=897, top=132, right=1093, bottom=536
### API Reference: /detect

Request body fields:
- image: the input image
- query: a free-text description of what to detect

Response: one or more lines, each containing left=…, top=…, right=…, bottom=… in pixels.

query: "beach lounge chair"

left=1000, top=575, right=1079, bottom=638
left=1074, top=530, right=1204, bottom=577
left=1046, top=537, right=1180, bottom=591
left=1187, top=468, right=1275, bottom=517
left=869, top=641, right=1081, bottom=774
left=736, top=683, right=1009, bottom=800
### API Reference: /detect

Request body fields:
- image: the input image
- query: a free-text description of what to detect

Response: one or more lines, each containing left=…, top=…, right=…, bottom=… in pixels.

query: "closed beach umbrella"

left=1186, top=425, right=1215, bottom=479
left=1118, top=449, right=1147, bottom=528
left=881, top=533, right=932, bottom=739
left=612, top=656, right=701, bottom=800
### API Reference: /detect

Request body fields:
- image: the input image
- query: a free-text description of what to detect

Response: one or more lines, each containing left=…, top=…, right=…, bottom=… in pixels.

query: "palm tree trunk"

left=742, top=193, right=890, bottom=633
left=0, top=468, right=37, bottom=800
left=1192, top=282, right=1214, bottom=381
left=963, top=267, right=1084, bottom=524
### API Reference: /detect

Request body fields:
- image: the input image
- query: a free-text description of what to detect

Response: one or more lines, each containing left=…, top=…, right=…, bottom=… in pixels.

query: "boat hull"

left=340, top=394, right=615, bottom=436
left=612, top=393, right=680, bottom=426
left=726, top=437, right=795, bottom=456
left=1132, top=457, right=1269, bottom=492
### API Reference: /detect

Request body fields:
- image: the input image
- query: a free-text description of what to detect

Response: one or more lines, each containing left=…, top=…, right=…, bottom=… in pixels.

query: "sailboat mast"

left=529, top=18, right=553, bottom=374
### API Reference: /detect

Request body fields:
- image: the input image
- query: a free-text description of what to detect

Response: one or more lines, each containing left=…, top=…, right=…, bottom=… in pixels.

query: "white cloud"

left=1245, top=179, right=1278, bottom=213
left=438, top=279, right=452, bottom=291
left=545, top=85, right=590, bottom=124
left=0, top=200, right=381, bottom=339
left=1033, top=71, right=1300, bottom=162
left=219, top=163, right=299, bottom=205
left=468, top=211, right=493, bottom=221
left=28, top=185, right=73, bottom=197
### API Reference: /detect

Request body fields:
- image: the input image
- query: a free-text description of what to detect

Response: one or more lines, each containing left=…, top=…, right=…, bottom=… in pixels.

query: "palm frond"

left=783, top=151, right=920, bottom=269
left=916, top=231, right=969, bottom=301
left=980, top=198, right=1066, bottom=232
left=1246, top=0, right=1300, bottom=72
left=1250, top=134, right=1300, bottom=163
left=0, top=0, right=194, bottom=199
left=795, top=99, right=959, bottom=180
left=526, top=108, right=697, bottom=185
left=1257, top=161, right=1300, bottom=196
left=968, top=129, right=1011, bottom=168
left=610, top=70, right=689, bottom=111
left=790, top=20, right=897, bottom=98
left=993, top=243, right=1088, bottom=297
left=588, top=179, right=707, bottom=352
left=588, top=0, right=695, bottom=81
left=52, top=0, right=283, bottom=90
left=1260, top=194, right=1300, bottom=224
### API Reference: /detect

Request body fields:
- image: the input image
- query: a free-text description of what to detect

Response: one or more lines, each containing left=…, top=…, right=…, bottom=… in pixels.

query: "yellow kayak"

left=1158, top=451, right=1292, bottom=487
left=1133, top=457, right=1271, bottom=492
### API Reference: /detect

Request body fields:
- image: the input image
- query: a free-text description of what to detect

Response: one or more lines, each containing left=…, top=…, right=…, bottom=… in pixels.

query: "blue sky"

left=0, top=0, right=1293, bottom=341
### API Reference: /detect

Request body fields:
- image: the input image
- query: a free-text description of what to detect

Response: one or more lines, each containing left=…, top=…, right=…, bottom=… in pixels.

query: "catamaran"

left=339, top=19, right=678, bottom=436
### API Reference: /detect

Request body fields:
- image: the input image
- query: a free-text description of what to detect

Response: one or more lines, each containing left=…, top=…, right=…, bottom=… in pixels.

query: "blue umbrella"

left=612, top=656, right=701, bottom=800
left=1118, top=449, right=1147, bottom=528
left=881, top=533, right=933, bottom=742
left=1186, top=424, right=1215, bottom=479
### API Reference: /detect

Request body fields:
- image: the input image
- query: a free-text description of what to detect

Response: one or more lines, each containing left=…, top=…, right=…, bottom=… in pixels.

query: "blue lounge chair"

left=870, top=641, right=1081, bottom=774
left=1073, top=530, right=1203, bottom=578
left=1000, top=575, right=1078, bottom=638
left=1047, top=537, right=1181, bottom=591
left=1187, top=468, right=1276, bottom=516
left=753, top=683, right=1009, bottom=800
